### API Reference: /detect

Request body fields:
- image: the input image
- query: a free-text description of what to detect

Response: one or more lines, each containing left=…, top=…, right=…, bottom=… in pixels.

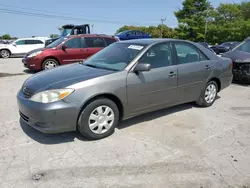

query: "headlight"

left=27, top=51, right=42, bottom=58
left=30, top=89, right=74, bottom=103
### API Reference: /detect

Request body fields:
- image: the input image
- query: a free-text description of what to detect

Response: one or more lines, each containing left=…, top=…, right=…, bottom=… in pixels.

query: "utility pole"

left=91, top=24, right=94, bottom=34
left=204, top=10, right=211, bottom=42
left=160, top=18, right=166, bottom=38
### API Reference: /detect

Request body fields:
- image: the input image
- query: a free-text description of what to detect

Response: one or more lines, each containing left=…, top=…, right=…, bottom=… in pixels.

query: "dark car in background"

left=22, top=34, right=118, bottom=71
left=18, top=38, right=232, bottom=139
left=115, top=30, right=151, bottom=40
left=222, top=38, right=250, bottom=84
left=197, top=42, right=215, bottom=53
left=211, top=41, right=240, bottom=54
left=45, top=24, right=91, bottom=46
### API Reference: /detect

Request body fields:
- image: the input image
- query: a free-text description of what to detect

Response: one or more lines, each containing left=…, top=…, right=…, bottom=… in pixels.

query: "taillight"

left=229, top=60, right=233, bottom=70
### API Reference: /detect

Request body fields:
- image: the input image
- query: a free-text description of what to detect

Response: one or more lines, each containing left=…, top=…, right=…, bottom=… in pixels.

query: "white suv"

left=0, top=37, right=49, bottom=58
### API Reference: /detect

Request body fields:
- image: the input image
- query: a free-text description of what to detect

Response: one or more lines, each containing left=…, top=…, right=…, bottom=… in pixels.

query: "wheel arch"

left=0, top=48, right=11, bottom=55
left=208, top=77, right=221, bottom=92
left=42, top=56, right=60, bottom=69
left=77, top=93, right=124, bottom=126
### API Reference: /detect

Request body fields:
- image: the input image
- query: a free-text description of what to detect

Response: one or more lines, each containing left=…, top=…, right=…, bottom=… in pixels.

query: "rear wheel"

left=0, top=49, right=11, bottom=58
left=196, top=81, right=218, bottom=107
left=78, top=98, right=119, bottom=140
left=42, top=59, right=59, bottom=70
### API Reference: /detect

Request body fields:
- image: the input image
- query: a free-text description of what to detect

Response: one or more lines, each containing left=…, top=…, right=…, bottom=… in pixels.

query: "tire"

left=196, top=81, right=218, bottom=107
left=42, top=58, right=59, bottom=70
left=78, top=98, right=119, bottom=140
left=0, top=49, right=11, bottom=58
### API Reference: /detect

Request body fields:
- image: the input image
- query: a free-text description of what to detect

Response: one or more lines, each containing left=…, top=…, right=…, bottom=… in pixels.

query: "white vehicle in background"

left=0, top=37, right=49, bottom=58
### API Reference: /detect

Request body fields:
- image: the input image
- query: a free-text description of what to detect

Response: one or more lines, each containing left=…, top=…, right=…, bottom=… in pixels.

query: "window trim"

left=172, top=41, right=210, bottom=65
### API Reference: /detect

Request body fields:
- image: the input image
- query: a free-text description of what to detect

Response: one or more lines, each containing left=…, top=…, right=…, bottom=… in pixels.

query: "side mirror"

left=62, top=44, right=67, bottom=50
left=133, top=63, right=151, bottom=72
left=13, top=43, right=16, bottom=46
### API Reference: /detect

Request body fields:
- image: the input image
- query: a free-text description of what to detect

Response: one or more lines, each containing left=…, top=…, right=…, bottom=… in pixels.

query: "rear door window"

left=84, top=37, right=106, bottom=47
left=34, top=40, right=44, bottom=44
left=174, top=42, right=209, bottom=64
left=24, top=40, right=35, bottom=45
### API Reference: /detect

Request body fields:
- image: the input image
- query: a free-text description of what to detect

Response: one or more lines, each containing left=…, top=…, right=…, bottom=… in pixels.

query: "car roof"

left=117, top=38, right=187, bottom=45
left=70, top=34, right=116, bottom=38
left=16, top=37, right=46, bottom=40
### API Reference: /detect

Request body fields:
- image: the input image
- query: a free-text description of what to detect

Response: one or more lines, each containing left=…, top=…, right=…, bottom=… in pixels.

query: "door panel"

left=173, top=42, right=214, bottom=103
left=127, top=66, right=178, bottom=114
left=177, top=61, right=214, bottom=102
left=60, top=37, right=84, bottom=64
left=126, top=42, right=178, bottom=115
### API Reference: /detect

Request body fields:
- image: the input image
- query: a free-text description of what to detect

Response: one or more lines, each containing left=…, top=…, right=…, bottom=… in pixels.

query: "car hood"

left=25, top=47, right=56, bottom=56
left=23, top=63, right=115, bottom=92
left=222, top=50, right=250, bottom=63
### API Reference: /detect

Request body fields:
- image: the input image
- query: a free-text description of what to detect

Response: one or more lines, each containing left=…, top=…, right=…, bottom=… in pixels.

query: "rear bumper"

left=22, top=56, right=42, bottom=71
left=17, top=90, right=81, bottom=133
left=219, top=71, right=233, bottom=91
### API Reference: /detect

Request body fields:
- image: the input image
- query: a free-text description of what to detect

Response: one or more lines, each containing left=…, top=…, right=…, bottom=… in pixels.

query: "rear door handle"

left=205, top=65, right=211, bottom=70
left=168, top=71, right=176, bottom=77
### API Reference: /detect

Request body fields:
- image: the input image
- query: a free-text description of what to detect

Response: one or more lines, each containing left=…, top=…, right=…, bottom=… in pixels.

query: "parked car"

left=18, top=38, right=233, bottom=140
left=0, top=37, right=48, bottom=58
left=115, top=30, right=151, bottom=40
left=211, top=41, right=240, bottom=55
left=22, top=34, right=118, bottom=71
left=45, top=24, right=91, bottom=46
left=221, top=38, right=250, bottom=84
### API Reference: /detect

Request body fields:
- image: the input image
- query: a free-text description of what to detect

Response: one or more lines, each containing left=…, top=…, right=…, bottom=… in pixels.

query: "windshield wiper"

left=84, top=64, right=118, bottom=71
left=84, top=64, right=100, bottom=68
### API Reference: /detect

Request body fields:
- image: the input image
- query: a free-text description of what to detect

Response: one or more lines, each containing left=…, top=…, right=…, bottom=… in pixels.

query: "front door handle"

left=168, top=71, right=176, bottom=77
left=81, top=49, right=88, bottom=52
left=205, top=65, right=211, bottom=70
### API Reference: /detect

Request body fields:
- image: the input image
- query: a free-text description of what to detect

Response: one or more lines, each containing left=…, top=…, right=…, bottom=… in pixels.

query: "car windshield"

left=46, top=37, right=67, bottom=48
left=234, top=40, right=250, bottom=53
left=83, top=43, right=146, bottom=71
left=61, top=28, right=72, bottom=36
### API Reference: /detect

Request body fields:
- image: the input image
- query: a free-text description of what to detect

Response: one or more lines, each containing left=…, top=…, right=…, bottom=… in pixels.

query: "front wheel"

left=42, top=59, right=59, bottom=70
left=196, top=81, right=218, bottom=107
left=0, top=49, right=11, bottom=58
left=78, top=98, right=119, bottom=140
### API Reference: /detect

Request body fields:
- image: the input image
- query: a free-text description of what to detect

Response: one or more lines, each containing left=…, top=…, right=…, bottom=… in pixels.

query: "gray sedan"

left=17, top=39, right=233, bottom=139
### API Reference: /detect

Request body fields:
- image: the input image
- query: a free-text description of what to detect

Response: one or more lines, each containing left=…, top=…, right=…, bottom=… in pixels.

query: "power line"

left=0, top=7, right=171, bottom=26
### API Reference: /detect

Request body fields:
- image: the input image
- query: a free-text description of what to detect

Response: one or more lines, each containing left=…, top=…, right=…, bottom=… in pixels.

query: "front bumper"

left=22, top=56, right=42, bottom=71
left=232, top=63, right=250, bottom=84
left=17, top=90, right=81, bottom=133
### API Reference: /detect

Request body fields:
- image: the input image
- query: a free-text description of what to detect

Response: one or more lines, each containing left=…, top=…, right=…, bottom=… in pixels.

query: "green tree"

left=174, top=0, right=213, bottom=41
left=241, top=1, right=250, bottom=20
left=50, top=34, right=59, bottom=38
left=1, top=34, right=11, bottom=40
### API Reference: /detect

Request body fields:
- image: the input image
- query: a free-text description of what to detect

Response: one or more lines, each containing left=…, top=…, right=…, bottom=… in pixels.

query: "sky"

left=0, top=0, right=244, bottom=38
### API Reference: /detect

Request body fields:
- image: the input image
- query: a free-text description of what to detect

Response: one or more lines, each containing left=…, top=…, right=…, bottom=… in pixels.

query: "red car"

left=22, top=34, right=118, bottom=71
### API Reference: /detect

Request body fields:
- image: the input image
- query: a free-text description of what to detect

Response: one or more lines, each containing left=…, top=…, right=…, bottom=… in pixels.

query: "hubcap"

left=1, top=50, right=9, bottom=58
left=88, top=105, right=115, bottom=134
left=44, top=61, right=57, bottom=69
left=205, top=84, right=217, bottom=103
